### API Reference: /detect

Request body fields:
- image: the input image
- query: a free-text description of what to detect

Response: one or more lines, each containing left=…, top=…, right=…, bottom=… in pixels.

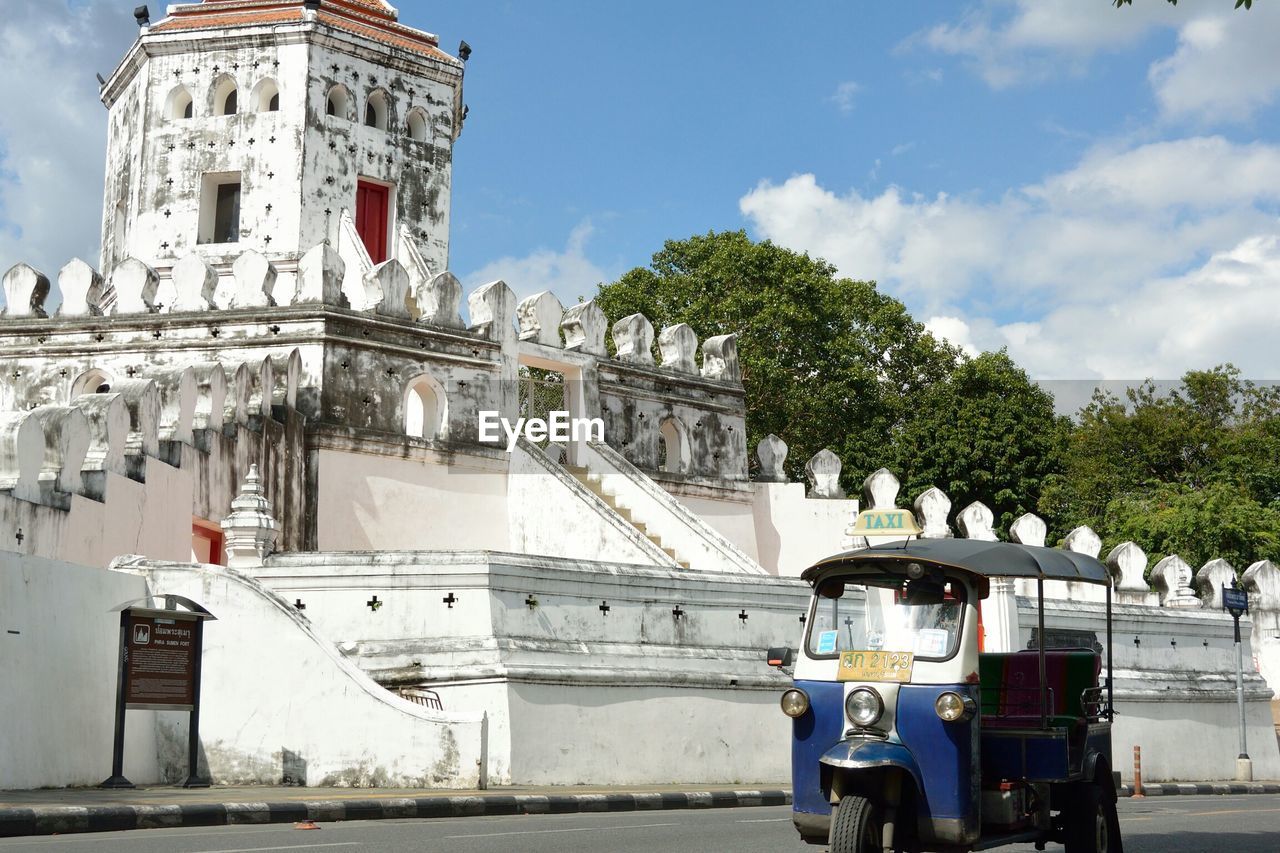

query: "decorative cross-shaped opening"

left=599, top=601, right=610, bottom=614
left=799, top=613, right=807, bottom=624
left=160, top=242, right=170, bottom=251
left=14, top=529, right=24, bottom=545
left=443, top=592, right=458, bottom=608
left=125, top=366, right=138, bottom=378
left=672, top=606, right=684, bottom=620
left=294, top=599, right=306, bottom=611
left=738, top=609, right=749, bottom=622
left=525, top=596, right=538, bottom=608
left=366, top=595, right=381, bottom=611
left=268, top=324, right=280, bottom=334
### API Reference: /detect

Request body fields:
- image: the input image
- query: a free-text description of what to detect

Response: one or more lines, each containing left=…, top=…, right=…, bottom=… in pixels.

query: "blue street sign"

left=1222, top=585, right=1248, bottom=614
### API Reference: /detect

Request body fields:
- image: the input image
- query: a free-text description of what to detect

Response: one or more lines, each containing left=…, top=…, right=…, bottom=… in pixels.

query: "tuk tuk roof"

left=801, top=537, right=1112, bottom=586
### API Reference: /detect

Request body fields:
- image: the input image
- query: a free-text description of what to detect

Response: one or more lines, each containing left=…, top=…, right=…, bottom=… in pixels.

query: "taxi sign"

left=847, top=509, right=922, bottom=538
left=837, top=650, right=914, bottom=683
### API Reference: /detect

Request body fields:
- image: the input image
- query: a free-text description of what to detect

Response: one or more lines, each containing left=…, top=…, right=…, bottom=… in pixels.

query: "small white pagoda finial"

left=220, top=464, right=278, bottom=567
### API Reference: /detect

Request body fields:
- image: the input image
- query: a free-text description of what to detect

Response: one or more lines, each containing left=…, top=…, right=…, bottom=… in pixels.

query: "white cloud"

left=1148, top=6, right=1280, bottom=123
left=829, top=81, right=861, bottom=114
left=912, top=0, right=1280, bottom=125
left=739, top=137, right=1280, bottom=379
left=0, top=1, right=135, bottom=309
left=923, top=315, right=980, bottom=358
left=911, top=0, right=1177, bottom=89
left=463, top=220, right=615, bottom=307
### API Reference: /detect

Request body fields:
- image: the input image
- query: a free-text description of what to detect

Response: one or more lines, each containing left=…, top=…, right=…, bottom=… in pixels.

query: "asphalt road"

left=0, top=797, right=1275, bottom=852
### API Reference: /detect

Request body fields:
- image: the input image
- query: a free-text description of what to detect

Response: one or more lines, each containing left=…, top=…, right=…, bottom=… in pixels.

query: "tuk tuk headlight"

left=935, top=691, right=976, bottom=722
left=780, top=688, right=810, bottom=718
left=845, top=687, right=884, bottom=727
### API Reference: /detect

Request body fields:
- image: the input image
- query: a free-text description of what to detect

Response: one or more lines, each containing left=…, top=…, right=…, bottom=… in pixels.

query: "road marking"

left=199, top=840, right=363, bottom=845
left=1183, top=807, right=1280, bottom=817
left=446, top=822, right=679, bottom=839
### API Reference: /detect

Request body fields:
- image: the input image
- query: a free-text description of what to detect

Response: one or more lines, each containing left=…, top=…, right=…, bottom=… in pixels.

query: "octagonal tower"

left=99, top=0, right=464, bottom=303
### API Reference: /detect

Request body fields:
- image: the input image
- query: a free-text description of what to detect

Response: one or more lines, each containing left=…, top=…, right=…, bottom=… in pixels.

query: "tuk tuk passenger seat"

left=978, top=649, right=1101, bottom=729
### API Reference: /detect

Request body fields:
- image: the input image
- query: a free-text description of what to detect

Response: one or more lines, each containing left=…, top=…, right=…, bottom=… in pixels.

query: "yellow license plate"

left=837, top=650, right=914, bottom=683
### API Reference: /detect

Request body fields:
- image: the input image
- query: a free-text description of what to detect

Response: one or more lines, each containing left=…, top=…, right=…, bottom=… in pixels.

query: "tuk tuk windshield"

left=805, top=572, right=966, bottom=661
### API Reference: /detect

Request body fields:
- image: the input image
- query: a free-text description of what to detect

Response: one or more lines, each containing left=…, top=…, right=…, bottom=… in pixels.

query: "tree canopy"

left=594, top=232, right=1065, bottom=533
left=1038, top=366, right=1280, bottom=569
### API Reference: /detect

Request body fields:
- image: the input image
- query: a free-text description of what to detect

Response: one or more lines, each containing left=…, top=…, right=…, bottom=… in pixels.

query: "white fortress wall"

left=0, top=552, right=160, bottom=789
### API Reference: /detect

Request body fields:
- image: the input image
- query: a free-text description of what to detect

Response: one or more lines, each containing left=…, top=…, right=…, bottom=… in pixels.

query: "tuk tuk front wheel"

left=830, top=795, right=882, bottom=853
left=1064, top=783, right=1115, bottom=853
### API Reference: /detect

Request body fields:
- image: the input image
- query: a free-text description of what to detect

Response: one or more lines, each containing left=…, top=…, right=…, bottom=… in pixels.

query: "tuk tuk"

left=768, top=509, right=1122, bottom=853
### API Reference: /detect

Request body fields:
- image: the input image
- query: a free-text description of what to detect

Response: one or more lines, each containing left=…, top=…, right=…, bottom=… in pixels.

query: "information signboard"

left=124, top=612, right=199, bottom=710
left=100, top=596, right=214, bottom=789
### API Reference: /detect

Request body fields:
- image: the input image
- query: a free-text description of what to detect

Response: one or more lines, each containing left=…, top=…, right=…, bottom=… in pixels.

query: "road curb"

left=0, top=789, right=793, bottom=838
left=1119, top=782, right=1280, bottom=797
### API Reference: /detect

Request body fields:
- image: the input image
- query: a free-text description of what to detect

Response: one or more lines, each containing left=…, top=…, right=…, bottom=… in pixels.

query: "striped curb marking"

left=0, top=790, right=792, bottom=838
left=1119, top=782, right=1280, bottom=797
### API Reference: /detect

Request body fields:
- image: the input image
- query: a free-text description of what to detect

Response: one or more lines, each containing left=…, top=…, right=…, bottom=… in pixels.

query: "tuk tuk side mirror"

left=767, top=647, right=793, bottom=668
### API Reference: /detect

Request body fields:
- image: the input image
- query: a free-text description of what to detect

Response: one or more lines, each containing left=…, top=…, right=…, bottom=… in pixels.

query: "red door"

left=356, top=180, right=390, bottom=264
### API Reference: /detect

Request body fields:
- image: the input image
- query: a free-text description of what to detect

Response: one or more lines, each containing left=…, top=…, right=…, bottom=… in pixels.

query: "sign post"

left=1222, top=580, right=1251, bottom=782
left=100, top=595, right=215, bottom=789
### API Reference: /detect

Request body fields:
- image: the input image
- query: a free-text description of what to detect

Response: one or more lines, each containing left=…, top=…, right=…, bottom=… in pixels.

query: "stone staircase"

left=565, top=465, right=691, bottom=569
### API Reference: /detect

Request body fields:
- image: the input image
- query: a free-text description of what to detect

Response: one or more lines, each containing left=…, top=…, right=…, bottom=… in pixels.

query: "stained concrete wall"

left=314, top=444, right=510, bottom=552
left=750, top=481, right=858, bottom=577
left=0, top=552, right=160, bottom=789
left=123, top=558, right=486, bottom=787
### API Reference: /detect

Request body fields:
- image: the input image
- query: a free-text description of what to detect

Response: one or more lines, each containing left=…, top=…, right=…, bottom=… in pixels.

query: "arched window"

left=71, top=368, right=115, bottom=398
left=365, top=89, right=390, bottom=130
left=252, top=78, right=280, bottom=112
left=404, top=374, right=448, bottom=441
left=406, top=108, right=429, bottom=142
left=326, top=84, right=351, bottom=120
left=166, top=85, right=194, bottom=120
left=657, top=416, right=690, bottom=474
left=213, top=75, right=239, bottom=116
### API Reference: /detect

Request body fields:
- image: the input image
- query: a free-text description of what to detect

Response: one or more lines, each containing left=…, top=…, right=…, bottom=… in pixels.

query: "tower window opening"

left=199, top=172, right=242, bottom=244
left=71, top=368, right=115, bottom=400
left=365, top=89, right=390, bottom=130
left=406, top=108, right=428, bottom=142
left=405, top=374, right=448, bottom=441
left=166, top=85, right=194, bottom=120
left=657, top=416, right=690, bottom=474
left=213, top=75, right=239, bottom=116
left=254, top=78, right=280, bottom=113
left=326, top=84, right=351, bottom=119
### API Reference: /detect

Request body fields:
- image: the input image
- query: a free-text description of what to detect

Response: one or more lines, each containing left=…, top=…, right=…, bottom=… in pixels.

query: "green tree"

left=1039, top=365, right=1280, bottom=568
left=892, top=351, right=1070, bottom=536
left=593, top=231, right=958, bottom=487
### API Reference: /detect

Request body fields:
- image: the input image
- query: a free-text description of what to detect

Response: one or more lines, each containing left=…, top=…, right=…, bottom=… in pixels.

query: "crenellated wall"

left=0, top=350, right=307, bottom=565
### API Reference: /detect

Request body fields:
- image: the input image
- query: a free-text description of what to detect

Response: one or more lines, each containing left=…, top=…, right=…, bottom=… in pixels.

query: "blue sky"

left=3, top=0, right=1279, bottom=381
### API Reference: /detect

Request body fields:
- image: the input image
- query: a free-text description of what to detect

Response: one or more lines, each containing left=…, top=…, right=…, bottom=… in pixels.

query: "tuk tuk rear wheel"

left=830, top=795, right=882, bottom=853
left=1063, top=783, right=1112, bottom=853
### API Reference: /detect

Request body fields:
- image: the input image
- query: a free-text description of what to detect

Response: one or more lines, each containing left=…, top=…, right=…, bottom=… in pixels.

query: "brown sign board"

left=124, top=610, right=199, bottom=710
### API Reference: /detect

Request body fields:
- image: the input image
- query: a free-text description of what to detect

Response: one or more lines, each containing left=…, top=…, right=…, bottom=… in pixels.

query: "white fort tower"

left=100, top=0, right=463, bottom=301
left=0, top=0, right=1278, bottom=793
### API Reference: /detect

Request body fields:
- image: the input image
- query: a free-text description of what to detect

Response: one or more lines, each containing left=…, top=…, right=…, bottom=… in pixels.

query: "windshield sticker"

left=914, top=629, right=950, bottom=657
left=816, top=630, right=838, bottom=655
left=837, top=650, right=914, bottom=683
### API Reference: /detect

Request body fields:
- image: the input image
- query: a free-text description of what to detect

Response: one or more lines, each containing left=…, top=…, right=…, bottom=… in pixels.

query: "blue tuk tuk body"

left=773, top=534, right=1122, bottom=853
